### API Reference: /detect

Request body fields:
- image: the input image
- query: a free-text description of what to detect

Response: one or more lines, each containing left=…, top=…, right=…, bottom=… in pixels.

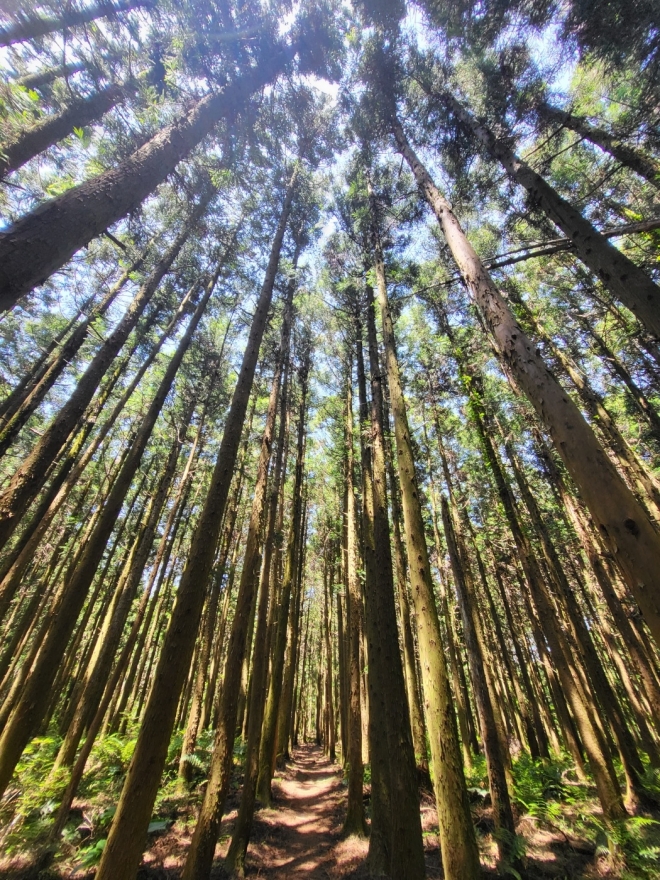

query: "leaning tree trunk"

left=0, top=276, right=213, bottom=797
left=0, top=0, right=151, bottom=47
left=0, top=192, right=212, bottom=552
left=0, top=41, right=296, bottom=313
left=0, top=82, right=131, bottom=178
left=95, top=168, right=297, bottom=880
left=0, top=276, right=202, bottom=627
left=0, top=251, right=147, bottom=458
left=536, top=100, right=660, bottom=190
left=393, top=115, right=660, bottom=651
left=437, top=93, right=660, bottom=339
left=16, top=61, right=86, bottom=89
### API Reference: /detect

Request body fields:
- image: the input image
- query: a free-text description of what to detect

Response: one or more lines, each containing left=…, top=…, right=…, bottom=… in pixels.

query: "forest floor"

left=1, top=739, right=659, bottom=879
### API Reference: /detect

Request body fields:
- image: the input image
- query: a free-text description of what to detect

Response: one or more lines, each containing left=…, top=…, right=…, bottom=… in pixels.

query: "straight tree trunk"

left=254, top=356, right=310, bottom=812
left=369, top=194, right=480, bottom=880
left=437, top=93, right=660, bottom=338
left=0, top=193, right=212, bottom=551
left=440, top=496, right=519, bottom=868
left=393, top=114, right=660, bottom=652
left=0, top=0, right=151, bottom=47
left=0, top=272, right=214, bottom=797
left=0, top=83, right=130, bottom=178
left=382, top=378, right=429, bottom=775
left=341, top=372, right=367, bottom=837
left=16, top=61, right=86, bottom=89
left=224, top=299, right=295, bottom=875
left=95, top=169, right=297, bottom=880
left=536, top=100, right=660, bottom=190
left=0, top=42, right=295, bottom=312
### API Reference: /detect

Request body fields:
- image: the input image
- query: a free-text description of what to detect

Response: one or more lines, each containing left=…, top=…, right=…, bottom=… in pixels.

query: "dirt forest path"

left=222, top=743, right=368, bottom=878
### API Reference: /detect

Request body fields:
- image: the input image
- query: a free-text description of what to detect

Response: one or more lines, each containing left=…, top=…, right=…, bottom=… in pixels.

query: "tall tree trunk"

left=393, top=115, right=660, bottom=651
left=536, top=100, right=660, bottom=189
left=436, top=93, right=660, bottom=338
left=383, top=378, right=429, bottom=775
left=0, top=42, right=295, bottom=312
left=341, top=371, right=367, bottom=837
left=0, top=272, right=214, bottom=797
left=369, top=195, right=480, bottom=879
left=276, top=494, right=308, bottom=765
left=224, top=300, right=295, bottom=875
left=0, top=251, right=147, bottom=458
left=0, top=0, right=151, bottom=47
left=0, top=193, right=212, bottom=551
left=0, top=82, right=131, bottom=178
left=441, top=497, right=519, bottom=868
left=95, top=169, right=297, bottom=880
left=254, top=354, right=310, bottom=813
left=356, top=288, right=426, bottom=879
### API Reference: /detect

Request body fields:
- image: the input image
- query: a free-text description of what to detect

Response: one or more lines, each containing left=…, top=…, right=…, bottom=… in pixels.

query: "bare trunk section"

left=393, top=115, right=660, bottom=653
left=439, top=93, right=660, bottom=338
left=0, top=0, right=151, bottom=47
left=536, top=100, right=660, bottom=190
left=440, top=496, right=518, bottom=868
left=0, top=43, right=294, bottom=311
left=341, top=371, right=366, bottom=837
left=0, top=83, right=130, bottom=178
left=95, top=170, right=297, bottom=880
left=254, top=357, right=309, bottom=813
left=0, top=270, right=214, bottom=797
left=369, top=192, right=480, bottom=879
left=0, top=193, right=212, bottom=552
left=225, top=299, right=295, bottom=875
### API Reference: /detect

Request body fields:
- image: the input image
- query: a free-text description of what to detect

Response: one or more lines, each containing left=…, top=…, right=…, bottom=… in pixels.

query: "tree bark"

left=536, top=100, right=660, bottom=190
left=95, top=169, right=297, bottom=880
left=0, top=270, right=214, bottom=797
left=341, top=370, right=367, bottom=837
left=0, top=83, right=130, bottom=178
left=369, top=196, right=480, bottom=879
left=438, top=92, right=660, bottom=338
left=0, top=0, right=151, bottom=47
left=0, top=42, right=295, bottom=312
left=440, top=495, right=518, bottom=868
left=0, top=193, right=212, bottom=552
left=393, top=115, right=660, bottom=651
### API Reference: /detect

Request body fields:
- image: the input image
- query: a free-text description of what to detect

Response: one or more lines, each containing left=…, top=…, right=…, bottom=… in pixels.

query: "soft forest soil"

left=1, top=743, right=602, bottom=879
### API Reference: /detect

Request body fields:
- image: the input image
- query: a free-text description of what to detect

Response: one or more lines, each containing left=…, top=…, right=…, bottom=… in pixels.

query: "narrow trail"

left=227, top=743, right=367, bottom=878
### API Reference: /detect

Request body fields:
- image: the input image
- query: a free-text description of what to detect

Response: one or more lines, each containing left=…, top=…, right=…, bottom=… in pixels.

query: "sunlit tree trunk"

left=0, top=0, right=151, bottom=47
left=393, top=115, right=660, bottom=653
left=0, top=194, right=213, bottom=552
left=0, top=83, right=130, bottom=178
left=369, top=207, right=478, bottom=878
left=439, top=93, right=660, bottom=338
left=535, top=100, right=660, bottom=189
left=95, top=169, right=297, bottom=880
left=0, top=276, right=213, bottom=797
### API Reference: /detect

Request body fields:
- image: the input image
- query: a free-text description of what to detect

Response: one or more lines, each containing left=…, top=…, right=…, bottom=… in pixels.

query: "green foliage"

left=512, top=753, right=590, bottom=827
left=593, top=816, right=660, bottom=879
